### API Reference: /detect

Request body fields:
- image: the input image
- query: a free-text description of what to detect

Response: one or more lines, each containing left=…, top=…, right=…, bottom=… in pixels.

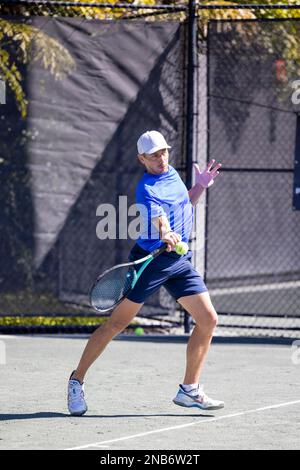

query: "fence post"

left=293, top=113, right=300, bottom=211
left=184, top=0, right=197, bottom=334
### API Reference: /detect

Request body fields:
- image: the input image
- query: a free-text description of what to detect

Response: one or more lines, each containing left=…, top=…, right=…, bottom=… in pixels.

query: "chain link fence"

left=0, top=1, right=189, bottom=333
left=0, top=1, right=300, bottom=340
left=206, top=18, right=300, bottom=339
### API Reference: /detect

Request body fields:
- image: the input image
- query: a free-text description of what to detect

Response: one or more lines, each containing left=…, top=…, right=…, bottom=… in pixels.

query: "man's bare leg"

left=72, top=298, right=143, bottom=383
left=173, top=292, right=224, bottom=409
left=177, top=292, right=218, bottom=385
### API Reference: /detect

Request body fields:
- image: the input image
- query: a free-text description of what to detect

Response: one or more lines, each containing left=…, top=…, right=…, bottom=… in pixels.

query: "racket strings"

left=90, top=265, right=136, bottom=311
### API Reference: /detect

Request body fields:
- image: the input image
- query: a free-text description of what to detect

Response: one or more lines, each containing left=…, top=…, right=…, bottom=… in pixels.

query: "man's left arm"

left=188, top=159, right=222, bottom=206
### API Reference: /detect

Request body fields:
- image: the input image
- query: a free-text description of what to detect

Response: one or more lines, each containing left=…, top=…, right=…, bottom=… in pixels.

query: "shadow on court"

left=0, top=412, right=213, bottom=421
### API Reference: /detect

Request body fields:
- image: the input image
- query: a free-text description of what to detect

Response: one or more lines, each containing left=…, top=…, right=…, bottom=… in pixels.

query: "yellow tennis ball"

left=134, top=327, right=144, bottom=336
left=175, top=241, right=189, bottom=255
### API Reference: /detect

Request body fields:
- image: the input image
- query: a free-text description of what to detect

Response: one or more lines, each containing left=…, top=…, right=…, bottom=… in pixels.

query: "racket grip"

left=152, top=243, right=168, bottom=258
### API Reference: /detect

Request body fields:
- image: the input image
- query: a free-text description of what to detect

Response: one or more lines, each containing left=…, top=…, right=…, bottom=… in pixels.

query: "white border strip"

left=66, top=399, right=300, bottom=450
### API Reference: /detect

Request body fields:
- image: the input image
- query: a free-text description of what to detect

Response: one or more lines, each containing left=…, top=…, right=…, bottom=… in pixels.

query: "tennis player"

left=68, top=130, right=224, bottom=415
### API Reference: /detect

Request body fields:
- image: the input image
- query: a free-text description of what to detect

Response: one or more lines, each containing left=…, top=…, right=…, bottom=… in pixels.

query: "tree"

left=0, top=17, right=75, bottom=117
left=1, top=0, right=300, bottom=116
left=0, top=0, right=128, bottom=117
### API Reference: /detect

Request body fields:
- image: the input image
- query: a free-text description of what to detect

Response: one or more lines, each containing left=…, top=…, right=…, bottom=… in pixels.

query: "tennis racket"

left=89, top=243, right=168, bottom=312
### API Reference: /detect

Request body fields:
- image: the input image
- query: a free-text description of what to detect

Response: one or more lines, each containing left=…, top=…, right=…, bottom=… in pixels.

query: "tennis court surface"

left=0, top=334, right=299, bottom=450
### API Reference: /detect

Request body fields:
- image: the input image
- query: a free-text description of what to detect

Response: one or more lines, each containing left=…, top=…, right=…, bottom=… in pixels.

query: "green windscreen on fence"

left=0, top=15, right=186, bottom=323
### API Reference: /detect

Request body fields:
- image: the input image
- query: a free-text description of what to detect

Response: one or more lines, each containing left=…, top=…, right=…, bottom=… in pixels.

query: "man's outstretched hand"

left=193, top=159, right=222, bottom=188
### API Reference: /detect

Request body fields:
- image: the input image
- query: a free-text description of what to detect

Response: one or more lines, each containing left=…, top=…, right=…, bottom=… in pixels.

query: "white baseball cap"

left=137, top=130, right=171, bottom=155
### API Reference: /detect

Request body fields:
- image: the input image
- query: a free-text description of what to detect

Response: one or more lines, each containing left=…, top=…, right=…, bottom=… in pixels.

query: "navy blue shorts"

left=126, top=243, right=208, bottom=304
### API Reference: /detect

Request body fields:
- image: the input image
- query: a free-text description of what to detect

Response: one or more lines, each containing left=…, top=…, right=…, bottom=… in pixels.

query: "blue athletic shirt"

left=135, top=165, right=193, bottom=252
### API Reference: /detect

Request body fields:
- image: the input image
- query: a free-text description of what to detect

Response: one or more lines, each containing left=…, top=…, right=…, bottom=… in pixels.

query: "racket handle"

left=151, top=243, right=168, bottom=258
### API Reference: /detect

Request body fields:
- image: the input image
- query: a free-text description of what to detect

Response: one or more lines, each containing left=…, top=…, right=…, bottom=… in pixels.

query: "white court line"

left=0, top=336, right=17, bottom=339
left=66, top=399, right=300, bottom=450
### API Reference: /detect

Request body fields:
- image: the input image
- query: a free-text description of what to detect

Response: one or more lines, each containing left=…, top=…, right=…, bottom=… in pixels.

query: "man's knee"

left=194, top=308, right=218, bottom=332
left=210, top=310, right=218, bottom=327
left=104, top=298, right=142, bottom=335
left=105, top=318, right=128, bottom=335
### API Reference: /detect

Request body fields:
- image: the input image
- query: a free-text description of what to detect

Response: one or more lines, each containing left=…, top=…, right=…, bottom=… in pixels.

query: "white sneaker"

left=67, top=372, right=87, bottom=416
left=173, top=384, right=224, bottom=410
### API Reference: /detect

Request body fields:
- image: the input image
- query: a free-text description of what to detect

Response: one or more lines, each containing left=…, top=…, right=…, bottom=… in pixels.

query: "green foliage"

left=0, top=41, right=27, bottom=117
left=0, top=315, right=107, bottom=326
left=0, top=1, right=149, bottom=116
left=0, top=18, right=75, bottom=117
left=2, top=0, right=299, bottom=117
left=188, top=1, right=300, bottom=100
